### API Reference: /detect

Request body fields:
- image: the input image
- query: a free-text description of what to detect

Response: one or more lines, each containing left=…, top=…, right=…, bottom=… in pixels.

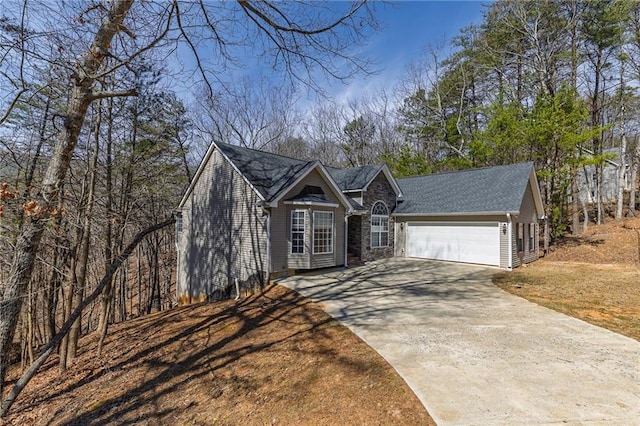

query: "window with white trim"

left=528, top=223, right=535, bottom=251
left=291, top=210, right=305, bottom=254
left=371, top=201, right=389, bottom=248
left=517, top=223, right=524, bottom=252
left=313, top=211, right=333, bottom=254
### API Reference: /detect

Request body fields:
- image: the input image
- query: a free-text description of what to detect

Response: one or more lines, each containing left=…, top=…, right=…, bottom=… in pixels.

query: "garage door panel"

left=406, top=222, right=500, bottom=266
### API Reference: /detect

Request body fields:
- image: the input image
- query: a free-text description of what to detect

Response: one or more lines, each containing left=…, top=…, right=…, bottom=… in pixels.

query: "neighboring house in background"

left=176, top=142, right=544, bottom=302
left=578, top=147, right=629, bottom=204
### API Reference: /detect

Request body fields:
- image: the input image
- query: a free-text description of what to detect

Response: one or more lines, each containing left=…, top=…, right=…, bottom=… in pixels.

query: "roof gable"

left=216, top=142, right=314, bottom=201
left=327, top=164, right=402, bottom=196
left=395, top=162, right=540, bottom=216
left=327, top=164, right=382, bottom=191
left=180, top=141, right=355, bottom=211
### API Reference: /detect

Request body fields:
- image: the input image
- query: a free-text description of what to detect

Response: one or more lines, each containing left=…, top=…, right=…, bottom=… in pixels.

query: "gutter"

left=344, top=213, right=350, bottom=267
left=393, top=210, right=519, bottom=217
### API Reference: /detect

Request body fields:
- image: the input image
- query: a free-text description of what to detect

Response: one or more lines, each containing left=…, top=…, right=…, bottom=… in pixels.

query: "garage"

left=406, top=222, right=501, bottom=266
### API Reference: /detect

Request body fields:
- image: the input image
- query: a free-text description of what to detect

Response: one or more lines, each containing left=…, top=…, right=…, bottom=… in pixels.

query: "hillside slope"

left=2, top=285, right=432, bottom=425
left=545, top=216, right=640, bottom=264
left=495, top=216, right=640, bottom=341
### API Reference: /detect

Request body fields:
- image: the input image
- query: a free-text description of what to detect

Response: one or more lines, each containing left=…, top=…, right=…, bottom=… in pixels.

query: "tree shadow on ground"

left=280, top=258, right=501, bottom=325
left=13, top=287, right=336, bottom=424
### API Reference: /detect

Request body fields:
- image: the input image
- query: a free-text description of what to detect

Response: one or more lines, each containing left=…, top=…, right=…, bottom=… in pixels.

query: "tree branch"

left=89, top=88, right=138, bottom=101
left=237, top=0, right=366, bottom=35
left=0, top=216, right=176, bottom=418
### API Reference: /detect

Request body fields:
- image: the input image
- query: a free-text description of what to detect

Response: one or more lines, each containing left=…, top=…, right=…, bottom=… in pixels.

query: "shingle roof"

left=326, top=164, right=383, bottom=191
left=217, top=142, right=387, bottom=200
left=395, top=162, right=535, bottom=215
left=216, top=142, right=314, bottom=201
left=346, top=196, right=366, bottom=211
left=285, top=185, right=338, bottom=205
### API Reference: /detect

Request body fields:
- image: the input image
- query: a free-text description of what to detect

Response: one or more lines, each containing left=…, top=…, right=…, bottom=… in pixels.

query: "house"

left=394, top=163, right=544, bottom=268
left=175, top=142, right=544, bottom=302
left=578, top=147, right=629, bottom=204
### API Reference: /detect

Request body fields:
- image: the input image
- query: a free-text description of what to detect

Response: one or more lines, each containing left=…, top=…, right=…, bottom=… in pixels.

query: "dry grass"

left=494, top=262, right=640, bottom=341
left=494, top=216, right=640, bottom=341
left=2, top=285, right=432, bottom=425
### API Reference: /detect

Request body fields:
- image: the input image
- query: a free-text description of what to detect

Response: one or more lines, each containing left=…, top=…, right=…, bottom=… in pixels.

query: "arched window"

left=371, top=201, right=389, bottom=248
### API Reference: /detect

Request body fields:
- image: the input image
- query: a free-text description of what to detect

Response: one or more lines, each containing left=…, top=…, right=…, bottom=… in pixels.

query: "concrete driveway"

left=278, top=258, right=640, bottom=425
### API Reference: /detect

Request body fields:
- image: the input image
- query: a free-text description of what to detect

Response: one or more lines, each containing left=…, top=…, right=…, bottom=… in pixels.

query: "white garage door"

left=406, top=222, right=500, bottom=266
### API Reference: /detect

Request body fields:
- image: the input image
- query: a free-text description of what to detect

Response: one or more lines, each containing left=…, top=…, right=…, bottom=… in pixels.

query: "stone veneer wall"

left=347, top=215, right=362, bottom=257
left=360, top=172, right=397, bottom=261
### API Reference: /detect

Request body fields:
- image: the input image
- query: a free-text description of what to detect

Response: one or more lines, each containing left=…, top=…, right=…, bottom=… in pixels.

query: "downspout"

left=174, top=211, right=181, bottom=304
left=393, top=219, right=397, bottom=257
left=260, top=205, right=272, bottom=281
left=344, top=213, right=350, bottom=267
left=507, top=213, right=513, bottom=270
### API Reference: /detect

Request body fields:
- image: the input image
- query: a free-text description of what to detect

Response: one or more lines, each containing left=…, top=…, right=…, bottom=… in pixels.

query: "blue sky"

left=171, top=1, right=490, bottom=106
left=328, top=1, right=489, bottom=102
left=373, top=1, right=488, bottom=66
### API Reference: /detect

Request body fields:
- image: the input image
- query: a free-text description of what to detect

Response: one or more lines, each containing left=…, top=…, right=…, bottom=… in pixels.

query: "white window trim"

left=517, top=223, right=524, bottom=253
left=528, top=223, right=535, bottom=252
left=371, top=201, right=389, bottom=248
left=312, top=210, right=334, bottom=255
left=290, top=210, right=306, bottom=254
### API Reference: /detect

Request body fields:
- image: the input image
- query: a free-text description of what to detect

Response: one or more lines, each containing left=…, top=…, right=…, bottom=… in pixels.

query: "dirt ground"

left=495, top=217, right=640, bottom=341
left=5, top=218, right=639, bottom=425
left=1, top=285, right=433, bottom=425
left=544, top=216, right=640, bottom=264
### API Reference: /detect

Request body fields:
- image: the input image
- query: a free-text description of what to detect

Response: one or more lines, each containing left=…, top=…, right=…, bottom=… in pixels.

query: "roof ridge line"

left=397, top=162, right=533, bottom=180
left=216, top=141, right=307, bottom=164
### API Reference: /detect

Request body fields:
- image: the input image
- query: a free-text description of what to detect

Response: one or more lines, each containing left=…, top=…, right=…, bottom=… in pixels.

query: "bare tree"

left=0, top=0, right=377, bottom=413
left=192, top=77, right=301, bottom=150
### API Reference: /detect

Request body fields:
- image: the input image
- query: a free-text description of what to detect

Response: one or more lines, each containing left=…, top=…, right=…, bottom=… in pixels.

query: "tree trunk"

left=629, top=135, right=640, bottom=216
left=591, top=52, right=604, bottom=225
left=43, top=207, right=64, bottom=343
left=1, top=217, right=175, bottom=418
left=572, top=167, right=580, bottom=235
left=66, top=103, right=102, bottom=365
left=616, top=135, right=627, bottom=220
left=58, top=250, right=78, bottom=372
left=616, top=52, right=627, bottom=220
left=0, top=0, right=133, bottom=398
left=97, top=97, right=114, bottom=356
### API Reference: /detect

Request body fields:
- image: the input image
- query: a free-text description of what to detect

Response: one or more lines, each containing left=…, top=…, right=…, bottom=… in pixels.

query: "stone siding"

left=360, top=172, right=397, bottom=261
left=347, top=215, right=362, bottom=257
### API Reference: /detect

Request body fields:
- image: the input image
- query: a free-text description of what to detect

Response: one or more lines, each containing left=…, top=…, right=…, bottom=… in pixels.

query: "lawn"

left=494, top=260, right=640, bottom=341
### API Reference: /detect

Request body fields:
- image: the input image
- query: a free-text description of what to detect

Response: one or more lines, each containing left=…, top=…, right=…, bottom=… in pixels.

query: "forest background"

left=1, top=0, right=639, bottom=415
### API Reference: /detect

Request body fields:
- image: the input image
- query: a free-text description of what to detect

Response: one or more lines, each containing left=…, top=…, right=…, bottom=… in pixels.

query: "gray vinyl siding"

left=511, top=182, right=539, bottom=267
left=511, top=222, right=538, bottom=267
left=269, top=168, right=346, bottom=272
left=578, top=160, right=623, bottom=204
left=177, top=149, right=267, bottom=302
left=499, top=222, right=510, bottom=268
left=270, top=205, right=289, bottom=272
